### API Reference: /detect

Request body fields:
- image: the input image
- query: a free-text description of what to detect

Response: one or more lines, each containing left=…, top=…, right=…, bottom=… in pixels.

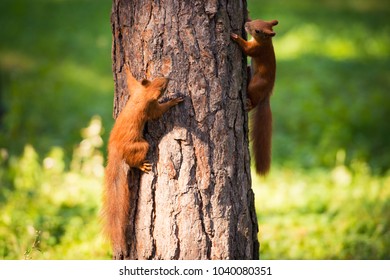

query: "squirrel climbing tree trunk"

left=110, top=0, right=258, bottom=259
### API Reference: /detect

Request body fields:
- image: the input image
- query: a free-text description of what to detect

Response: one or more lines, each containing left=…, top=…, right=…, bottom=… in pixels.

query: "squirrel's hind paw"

left=138, top=161, right=152, bottom=173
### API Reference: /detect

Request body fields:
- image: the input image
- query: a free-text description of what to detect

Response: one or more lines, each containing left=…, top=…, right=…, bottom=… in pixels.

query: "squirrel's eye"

left=255, top=30, right=260, bottom=34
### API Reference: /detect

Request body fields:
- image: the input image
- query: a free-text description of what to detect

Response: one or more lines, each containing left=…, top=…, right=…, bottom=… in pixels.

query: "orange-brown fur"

left=102, top=64, right=183, bottom=258
left=231, top=19, right=278, bottom=175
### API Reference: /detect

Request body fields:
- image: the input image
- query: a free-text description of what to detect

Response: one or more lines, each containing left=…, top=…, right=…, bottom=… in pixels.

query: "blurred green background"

left=0, top=0, right=389, bottom=259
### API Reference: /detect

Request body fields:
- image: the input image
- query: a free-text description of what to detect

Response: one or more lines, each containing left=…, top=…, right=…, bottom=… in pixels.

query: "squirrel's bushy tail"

left=101, top=156, right=129, bottom=258
left=252, top=98, right=272, bottom=175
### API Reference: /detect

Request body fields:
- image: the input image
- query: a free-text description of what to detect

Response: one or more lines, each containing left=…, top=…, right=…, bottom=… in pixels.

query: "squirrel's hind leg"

left=123, top=141, right=150, bottom=170
left=137, top=160, right=152, bottom=173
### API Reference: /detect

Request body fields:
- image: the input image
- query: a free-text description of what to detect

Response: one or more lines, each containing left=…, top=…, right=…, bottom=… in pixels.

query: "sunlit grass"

left=253, top=163, right=390, bottom=259
left=2, top=119, right=389, bottom=259
left=0, top=117, right=111, bottom=259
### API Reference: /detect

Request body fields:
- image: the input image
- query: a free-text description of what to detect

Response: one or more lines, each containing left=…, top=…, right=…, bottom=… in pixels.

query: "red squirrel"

left=102, top=63, right=183, bottom=257
left=231, top=19, right=278, bottom=175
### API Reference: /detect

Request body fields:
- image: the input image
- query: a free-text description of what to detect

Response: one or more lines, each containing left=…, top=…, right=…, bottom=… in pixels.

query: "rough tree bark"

left=110, top=0, right=258, bottom=260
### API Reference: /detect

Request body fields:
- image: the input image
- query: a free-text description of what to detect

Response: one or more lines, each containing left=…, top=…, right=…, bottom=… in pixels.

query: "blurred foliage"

left=0, top=0, right=114, bottom=158
left=254, top=163, right=390, bottom=259
left=0, top=0, right=389, bottom=259
left=0, top=117, right=110, bottom=259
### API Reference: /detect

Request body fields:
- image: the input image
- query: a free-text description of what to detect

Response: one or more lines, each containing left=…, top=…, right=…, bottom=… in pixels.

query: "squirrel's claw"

left=174, top=97, right=184, bottom=104
left=138, top=161, right=152, bottom=173
left=230, top=33, right=239, bottom=40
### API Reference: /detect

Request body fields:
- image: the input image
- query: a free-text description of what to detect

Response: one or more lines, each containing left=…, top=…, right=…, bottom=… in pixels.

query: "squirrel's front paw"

left=230, top=33, right=239, bottom=40
left=172, top=97, right=184, bottom=105
left=246, top=98, right=254, bottom=112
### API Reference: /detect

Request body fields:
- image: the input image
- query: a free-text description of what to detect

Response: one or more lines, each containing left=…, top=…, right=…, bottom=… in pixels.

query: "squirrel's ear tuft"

left=141, top=79, right=151, bottom=87
left=271, top=20, right=278, bottom=26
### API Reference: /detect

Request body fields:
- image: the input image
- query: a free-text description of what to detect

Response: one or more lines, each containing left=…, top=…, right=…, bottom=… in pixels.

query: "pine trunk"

left=110, top=0, right=258, bottom=260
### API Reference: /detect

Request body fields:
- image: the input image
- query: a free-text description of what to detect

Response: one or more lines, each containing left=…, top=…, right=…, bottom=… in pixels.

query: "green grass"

left=2, top=136, right=389, bottom=259
left=254, top=165, right=390, bottom=259
left=1, top=0, right=389, bottom=259
left=0, top=118, right=110, bottom=259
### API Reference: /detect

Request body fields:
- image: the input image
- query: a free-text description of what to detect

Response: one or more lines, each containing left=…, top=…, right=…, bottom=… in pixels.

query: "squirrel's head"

left=245, top=19, right=278, bottom=41
left=141, top=77, right=170, bottom=99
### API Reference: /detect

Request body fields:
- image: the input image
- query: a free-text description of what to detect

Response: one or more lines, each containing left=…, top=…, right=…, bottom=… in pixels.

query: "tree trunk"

left=110, top=0, right=258, bottom=260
